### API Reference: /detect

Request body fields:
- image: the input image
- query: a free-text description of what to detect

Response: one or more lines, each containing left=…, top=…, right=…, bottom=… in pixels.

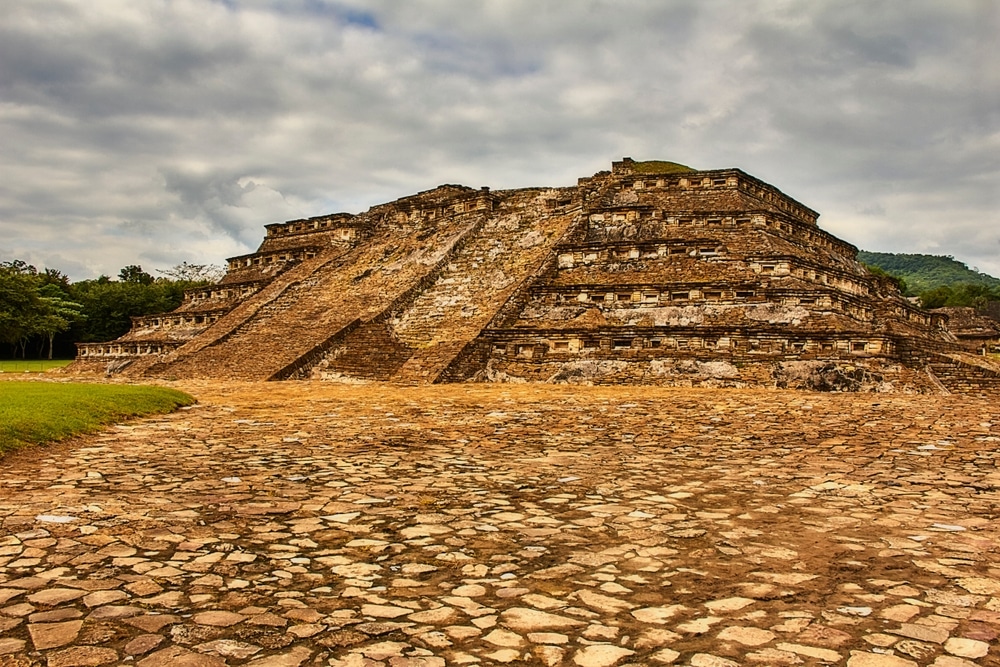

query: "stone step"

left=927, top=359, right=1000, bottom=393
left=390, top=212, right=579, bottom=352
left=392, top=341, right=471, bottom=384
left=319, top=321, right=414, bottom=381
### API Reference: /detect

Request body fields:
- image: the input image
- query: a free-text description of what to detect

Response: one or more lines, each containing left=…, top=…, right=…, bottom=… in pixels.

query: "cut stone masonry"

left=74, top=159, right=1000, bottom=392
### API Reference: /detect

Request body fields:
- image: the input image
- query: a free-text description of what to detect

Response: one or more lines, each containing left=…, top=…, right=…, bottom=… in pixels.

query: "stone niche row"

left=606, top=169, right=818, bottom=226
left=557, top=242, right=726, bottom=268
left=265, top=214, right=358, bottom=238
left=76, top=341, right=179, bottom=358
left=584, top=209, right=852, bottom=257
left=393, top=194, right=495, bottom=223
left=533, top=288, right=874, bottom=321
left=184, top=281, right=263, bottom=304
left=226, top=247, right=319, bottom=272
left=554, top=251, right=871, bottom=303
left=542, top=286, right=803, bottom=303
left=489, top=333, right=891, bottom=358
left=748, top=259, right=871, bottom=297
left=131, top=310, right=226, bottom=331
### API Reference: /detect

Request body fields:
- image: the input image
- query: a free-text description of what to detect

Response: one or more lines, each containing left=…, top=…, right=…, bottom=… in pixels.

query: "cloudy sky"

left=2, top=0, right=998, bottom=280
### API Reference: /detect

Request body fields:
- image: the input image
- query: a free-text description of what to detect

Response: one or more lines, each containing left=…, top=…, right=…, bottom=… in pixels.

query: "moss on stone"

left=630, top=160, right=695, bottom=174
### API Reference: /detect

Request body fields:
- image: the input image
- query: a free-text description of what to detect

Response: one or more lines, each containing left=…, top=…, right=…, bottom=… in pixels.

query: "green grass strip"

left=0, top=381, right=195, bottom=454
left=0, top=360, right=74, bottom=373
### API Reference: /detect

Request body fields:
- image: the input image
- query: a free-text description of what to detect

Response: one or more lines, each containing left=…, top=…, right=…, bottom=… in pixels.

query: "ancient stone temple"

left=74, top=159, right=1000, bottom=392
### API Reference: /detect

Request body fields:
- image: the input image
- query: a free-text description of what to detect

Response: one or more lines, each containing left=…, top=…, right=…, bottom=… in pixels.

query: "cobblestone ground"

left=0, top=382, right=999, bottom=667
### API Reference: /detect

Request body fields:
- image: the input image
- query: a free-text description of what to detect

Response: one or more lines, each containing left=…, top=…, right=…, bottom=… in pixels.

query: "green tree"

left=0, top=261, right=42, bottom=355
left=0, top=262, right=87, bottom=358
left=920, top=283, right=1000, bottom=309
left=69, top=265, right=215, bottom=343
left=1, top=260, right=218, bottom=355
left=69, top=280, right=164, bottom=342
left=919, top=286, right=954, bottom=309
left=35, top=284, right=85, bottom=359
left=118, top=265, right=155, bottom=285
left=858, top=251, right=1000, bottom=296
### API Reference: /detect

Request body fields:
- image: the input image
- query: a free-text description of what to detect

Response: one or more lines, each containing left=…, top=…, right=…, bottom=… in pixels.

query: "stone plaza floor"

left=0, top=381, right=998, bottom=666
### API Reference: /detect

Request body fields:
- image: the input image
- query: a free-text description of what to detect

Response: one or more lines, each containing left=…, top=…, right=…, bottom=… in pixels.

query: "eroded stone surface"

left=944, top=637, right=990, bottom=659
left=0, top=380, right=998, bottom=665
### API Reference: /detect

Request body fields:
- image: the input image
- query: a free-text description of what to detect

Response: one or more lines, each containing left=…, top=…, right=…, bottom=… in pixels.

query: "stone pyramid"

left=75, top=159, right=1000, bottom=392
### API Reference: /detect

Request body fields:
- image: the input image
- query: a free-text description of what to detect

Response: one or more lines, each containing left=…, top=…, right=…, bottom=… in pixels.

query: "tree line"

left=0, top=260, right=221, bottom=360
left=916, top=283, right=1000, bottom=310
left=857, top=251, right=1000, bottom=310
left=857, top=251, right=1000, bottom=295
left=862, top=263, right=1000, bottom=309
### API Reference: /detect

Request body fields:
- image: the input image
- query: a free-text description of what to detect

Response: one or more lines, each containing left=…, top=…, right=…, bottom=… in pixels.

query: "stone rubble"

left=0, top=380, right=997, bottom=666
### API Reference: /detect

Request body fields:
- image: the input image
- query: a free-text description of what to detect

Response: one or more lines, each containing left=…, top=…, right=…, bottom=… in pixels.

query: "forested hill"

left=858, top=251, right=1000, bottom=296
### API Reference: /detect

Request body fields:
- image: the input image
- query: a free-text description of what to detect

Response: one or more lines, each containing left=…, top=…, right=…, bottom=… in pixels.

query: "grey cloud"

left=159, top=166, right=306, bottom=246
left=1, top=0, right=998, bottom=279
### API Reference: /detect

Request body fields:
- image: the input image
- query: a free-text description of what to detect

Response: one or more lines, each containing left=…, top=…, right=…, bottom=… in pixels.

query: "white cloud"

left=0, top=0, right=998, bottom=279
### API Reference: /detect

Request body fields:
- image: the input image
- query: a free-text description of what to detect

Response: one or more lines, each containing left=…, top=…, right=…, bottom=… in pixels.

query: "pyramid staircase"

left=318, top=198, right=583, bottom=383
left=138, top=250, right=344, bottom=379
left=926, top=352, right=1000, bottom=394
left=147, top=214, right=485, bottom=380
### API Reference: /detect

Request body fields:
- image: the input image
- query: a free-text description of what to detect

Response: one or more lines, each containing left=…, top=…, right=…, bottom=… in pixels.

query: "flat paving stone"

left=137, top=645, right=227, bottom=666
left=27, top=619, right=82, bottom=650
left=0, top=637, right=26, bottom=655
left=0, top=380, right=998, bottom=665
left=45, top=645, right=118, bottom=666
